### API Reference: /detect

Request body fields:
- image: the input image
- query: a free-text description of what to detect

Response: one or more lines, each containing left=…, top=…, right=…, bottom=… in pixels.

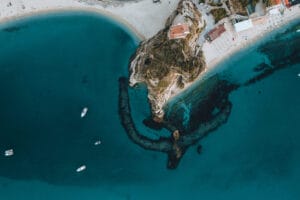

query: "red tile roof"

left=284, top=0, right=291, bottom=6
left=168, top=24, right=190, bottom=40
left=206, top=24, right=226, bottom=42
left=270, top=0, right=282, bottom=5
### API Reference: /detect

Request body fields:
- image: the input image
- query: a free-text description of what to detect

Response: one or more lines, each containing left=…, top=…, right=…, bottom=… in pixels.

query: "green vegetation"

left=225, top=0, right=231, bottom=12
left=252, top=0, right=261, bottom=6
left=230, top=0, right=248, bottom=16
left=208, top=2, right=223, bottom=6
left=198, top=0, right=205, bottom=3
left=142, top=32, right=204, bottom=82
left=210, top=8, right=227, bottom=23
left=240, top=0, right=249, bottom=7
left=132, top=0, right=207, bottom=94
left=263, top=0, right=272, bottom=7
left=227, top=0, right=261, bottom=15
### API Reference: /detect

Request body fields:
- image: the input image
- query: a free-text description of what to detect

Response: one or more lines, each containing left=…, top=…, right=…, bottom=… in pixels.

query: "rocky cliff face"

left=129, top=0, right=206, bottom=121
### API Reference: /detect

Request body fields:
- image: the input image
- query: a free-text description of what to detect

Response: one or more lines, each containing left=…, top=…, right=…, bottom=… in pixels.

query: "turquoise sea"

left=0, top=11, right=299, bottom=199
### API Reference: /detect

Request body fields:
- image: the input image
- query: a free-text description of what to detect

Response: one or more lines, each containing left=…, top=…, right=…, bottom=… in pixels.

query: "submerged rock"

left=118, top=77, right=232, bottom=169
left=119, top=17, right=300, bottom=169
left=197, top=145, right=202, bottom=154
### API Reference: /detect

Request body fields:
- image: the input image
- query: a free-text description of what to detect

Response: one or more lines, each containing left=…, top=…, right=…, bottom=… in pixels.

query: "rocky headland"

left=129, top=0, right=206, bottom=121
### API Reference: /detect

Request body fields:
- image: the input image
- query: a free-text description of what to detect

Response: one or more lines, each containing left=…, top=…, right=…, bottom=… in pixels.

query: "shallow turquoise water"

left=0, top=12, right=299, bottom=199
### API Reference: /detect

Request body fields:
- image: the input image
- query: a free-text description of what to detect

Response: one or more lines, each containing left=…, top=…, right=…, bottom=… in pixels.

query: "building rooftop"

left=234, top=19, right=253, bottom=32
left=270, top=0, right=282, bottom=5
left=168, top=23, right=190, bottom=40
left=284, top=0, right=291, bottom=6
left=205, top=24, right=226, bottom=42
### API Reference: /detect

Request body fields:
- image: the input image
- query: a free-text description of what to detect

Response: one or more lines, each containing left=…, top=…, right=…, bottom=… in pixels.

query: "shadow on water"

left=1, top=25, right=27, bottom=33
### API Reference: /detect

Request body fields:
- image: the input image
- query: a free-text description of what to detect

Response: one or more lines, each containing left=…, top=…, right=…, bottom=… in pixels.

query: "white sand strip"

left=162, top=5, right=300, bottom=106
left=203, top=5, right=300, bottom=77
left=1, top=0, right=299, bottom=111
left=0, top=0, right=180, bottom=39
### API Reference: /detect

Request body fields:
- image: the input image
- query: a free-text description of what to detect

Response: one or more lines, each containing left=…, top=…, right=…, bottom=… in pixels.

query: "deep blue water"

left=0, top=11, right=299, bottom=200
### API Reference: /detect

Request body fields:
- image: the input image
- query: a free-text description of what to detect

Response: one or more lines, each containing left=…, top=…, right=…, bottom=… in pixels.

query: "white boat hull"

left=76, top=165, right=86, bottom=172
left=81, top=107, right=88, bottom=118
left=4, top=149, right=14, bottom=157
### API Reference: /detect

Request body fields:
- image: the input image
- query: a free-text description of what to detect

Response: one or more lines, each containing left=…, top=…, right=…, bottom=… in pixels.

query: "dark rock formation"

left=118, top=77, right=232, bottom=169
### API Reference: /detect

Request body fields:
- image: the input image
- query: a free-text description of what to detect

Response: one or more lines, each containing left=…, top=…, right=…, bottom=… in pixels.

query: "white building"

left=234, top=20, right=254, bottom=32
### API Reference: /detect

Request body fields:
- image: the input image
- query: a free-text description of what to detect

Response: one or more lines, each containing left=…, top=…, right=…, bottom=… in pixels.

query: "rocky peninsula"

left=129, top=0, right=206, bottom=121
left=2, top=0, right=299, bottom=170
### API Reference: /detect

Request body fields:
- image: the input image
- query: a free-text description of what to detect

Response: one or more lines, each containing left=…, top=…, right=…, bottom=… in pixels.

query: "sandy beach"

left=1, top=0, right=300, bottom=117
left=166, top=4, right=300, bottom=104
left=0, top=0, right=180, bottom=39
left=2, top=0, right=298, bottom=80
left=203, top=5, right=300, bottom=76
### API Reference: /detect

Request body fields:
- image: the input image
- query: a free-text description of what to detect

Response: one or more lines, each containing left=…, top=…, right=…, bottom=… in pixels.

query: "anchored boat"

left=81, top=107, right=88, bottom=118
left=4, top=149, right=14, bottom=157
left=94, top=140, right=101, bottom=146
left=76, top=165, right=86, bottom=172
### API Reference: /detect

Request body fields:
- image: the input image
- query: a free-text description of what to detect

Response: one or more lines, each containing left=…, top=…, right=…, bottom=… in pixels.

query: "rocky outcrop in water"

left=118, top=77, right=232, bottom=169
left=129, top=0, right=206, bottom=121
left=119, top=18, right=300, bottom=170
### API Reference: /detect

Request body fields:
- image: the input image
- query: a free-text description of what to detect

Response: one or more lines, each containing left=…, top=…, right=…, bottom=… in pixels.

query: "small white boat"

left=94, top=140, right=101, bottom=146
left=76, top=165, right=86, bottom=172
left=296, top=29, right=300, bottom=33
left=298, top=73, right=300, bottom=77
left=4, top=149, right=14, bottom=157
left=80, top=107, right=88, bottom=118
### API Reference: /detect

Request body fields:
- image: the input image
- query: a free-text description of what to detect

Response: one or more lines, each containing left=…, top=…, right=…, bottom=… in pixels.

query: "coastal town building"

left=233, top=19, right=253, bottom=32
left=284, top=0, right=291, bottom=7
left=267, top=2, right=285, bottom=15
left=270, top=0, right=283, bottom=6
left=266, top=0, right=282, bottom=8
left=205, top=24, right=226, bottom=42
left=168, top=23, right=190, bottom=40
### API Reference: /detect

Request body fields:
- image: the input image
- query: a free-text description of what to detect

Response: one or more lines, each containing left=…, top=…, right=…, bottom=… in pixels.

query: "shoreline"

left=1, top=0, right=299, bottom=120
left=204, top=6, right=300, bottom=79
left=0, top=7, right=145, bottom=41
left=163, top=5, right=300, bottom=108
left=0, top=0, right=180, bottom=39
